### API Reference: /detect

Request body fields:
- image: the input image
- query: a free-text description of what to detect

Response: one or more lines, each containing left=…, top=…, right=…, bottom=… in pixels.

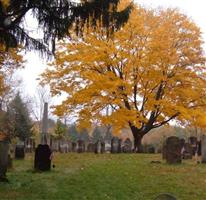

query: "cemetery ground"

left=1, top=153, right=206, bottom=200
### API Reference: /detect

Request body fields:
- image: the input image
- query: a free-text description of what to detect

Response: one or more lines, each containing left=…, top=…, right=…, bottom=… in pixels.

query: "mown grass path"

left=0, top=153, right=206, bottom=200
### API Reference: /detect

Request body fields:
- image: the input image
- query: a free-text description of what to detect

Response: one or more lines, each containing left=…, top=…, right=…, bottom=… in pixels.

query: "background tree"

left=0, top=46, right=23, bottom=109
left=8, top=92, right=33, bottom=141
left=42, top=5, right=206, bottom=152
left=0, top=0, right=132, bottom=54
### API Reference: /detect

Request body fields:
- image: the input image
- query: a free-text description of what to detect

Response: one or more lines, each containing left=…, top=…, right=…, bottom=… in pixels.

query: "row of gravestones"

left=162, top=136, right=205, bottom=164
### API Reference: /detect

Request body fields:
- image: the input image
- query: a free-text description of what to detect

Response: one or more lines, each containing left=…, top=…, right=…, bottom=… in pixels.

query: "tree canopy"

left=0, top=0, right=132, bottom=55
left=42, top=4, right=206, bottom=151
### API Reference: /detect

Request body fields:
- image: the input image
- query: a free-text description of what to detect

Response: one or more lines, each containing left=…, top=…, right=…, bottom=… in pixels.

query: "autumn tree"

left=42, top=5, right=206, bottom=152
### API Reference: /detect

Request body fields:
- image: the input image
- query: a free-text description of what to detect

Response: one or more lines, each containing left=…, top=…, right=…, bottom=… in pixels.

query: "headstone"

left=154, top=193, right=176, bottom=200
left=101, top=141, right=105, bottom=153
left=183, top=143, right=193, bottom=159
left=87, top=143, right=95, bottom=153
left=111, top=137, right=119, bottom=153
left=34, top=144, right=52, bottom=171
left=197, top=140, right=201, bottom=156
left=15, top=144, right=25, bottom=159
left=148, top=146, right=155, bottom=154
left=165, top=136, right=182, bottom=164
left=77, top=140, right=85, bottom=153
left=94, top=140, right=101, bottom=154
left=117, top=139, right=122, bottom=153
left=122, top=138, right=132, bottom=153
left=189, top=136, right=197, bottom=156
left=201, top=135, right=206, bottom=163
left=0, top=140, right=9, bottom=182
left=72, top=142, right=77, bottom=152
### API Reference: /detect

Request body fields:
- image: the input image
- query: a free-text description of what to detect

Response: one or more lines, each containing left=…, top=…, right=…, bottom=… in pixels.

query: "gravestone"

left=87, top=143, right=95, bottom=153
left=183, top=143, right=193, bottom=159
left=165, top=136, right=182, bottom=164
left=148, top=146, right=155, bottom=154
left=122, top=138, right=132, bottom=153
left=101, top=141, right=105, bottom=153
left=117, top=139, right=122, bottom=153
left=15, top=144, right=25, bottom=159
left=197, top=140, right=201, bottom=156
left=72, top=142, right=77, bottom=152
left=0, top=140, right=9, bottom=182
left=111, top=137, right=119, bottom=153
left=154, top=193, right=176, bottom=200
left=201, top=135, right=206, bottom=163
left=189, top=136, right=197, bottom=156
left=94, top=140, right=101, bottom=154
left=77, top=140, right=85, bottom=153
left=34, top=144, right=52, bottom=171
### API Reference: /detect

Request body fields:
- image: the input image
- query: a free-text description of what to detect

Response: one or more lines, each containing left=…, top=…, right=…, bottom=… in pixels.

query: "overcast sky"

left=18, top=0, right=206, bottom=98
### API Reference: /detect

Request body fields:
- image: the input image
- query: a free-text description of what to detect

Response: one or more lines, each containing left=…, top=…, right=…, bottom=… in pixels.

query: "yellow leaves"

left=42, top=2, right=206, bottom=133
left=1, top=0, right=10, bottom=7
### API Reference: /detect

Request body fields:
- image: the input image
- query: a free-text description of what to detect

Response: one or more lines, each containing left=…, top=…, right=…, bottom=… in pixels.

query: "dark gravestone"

left=72, top=142, right=77, bottom=152
left=101, top=141, right=105, bottom=153
left=0, top=140, right=9, bottom=182
left=122, top=138, right=132, bottom=153
left=34, top=144, right=51, bottom=171
left=154, top=193, right=176, bottom=200
left=189, top=136, right=197, bottom=156
left=94, top=140, right=101, bottom=154
left=165, top=136, right=182, bottom=164
left=87, top=143, right=95, bottom=153
left=117, top=139, right=122, bottom=153
left=197, top=140, right=201, bottom=156
left=15, top=144, right=25, bottom=159
left=183, top=143, right=193, bottom=159
left=77, top=140, right=85, bottom=153
left=111, top=137, right=119, bottom=153
left=148, top=146, right=155, bottom=154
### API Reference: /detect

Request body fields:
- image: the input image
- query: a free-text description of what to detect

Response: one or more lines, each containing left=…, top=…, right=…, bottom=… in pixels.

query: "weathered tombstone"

left=87, top=143, right=95, bottom=153
left=111, top=137, right=119, bottom=153
left=72, top=142, right=77, bottom=152
left=0, top=140, right=9, bottom=182
left=101, top=141, right=105, bottom=153
left=122, top=138, right=132, bottom=153
left=148, top=146, right=155, bottom=154
left=15, top=143, right=25, bottom=159
left=189, top=136, right=197, bottom=156
left=197, top=140, right=201, bottom=156
left=34, top=144, right=51, bottom=171
left=77, top=140, right=85, bottom=153
left=94, top=140, right=101, bottom=154
left=201, top=135, right=206, bottom=163
left=117, top=139, right=122, bottom=153
left=154, top=193, right=176, bottom=200
left=105, top=142, right=111, bottom=153
left=34, top=102, right=52, bottom=171
left=183, top=143, right=193, bottom=159
left=165, top=136, right=182, bottom=164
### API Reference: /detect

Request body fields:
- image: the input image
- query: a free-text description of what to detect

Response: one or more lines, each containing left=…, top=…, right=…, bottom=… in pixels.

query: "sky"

left=17, top=0, right=206, bottom=98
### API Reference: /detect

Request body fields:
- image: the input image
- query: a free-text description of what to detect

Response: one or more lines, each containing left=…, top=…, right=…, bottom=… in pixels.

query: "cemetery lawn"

left=0, top=154, right=206, bottom=200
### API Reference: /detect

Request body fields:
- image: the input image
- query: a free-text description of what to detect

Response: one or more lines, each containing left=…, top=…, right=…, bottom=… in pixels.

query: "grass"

left=0, top=153, right=206, bottom=200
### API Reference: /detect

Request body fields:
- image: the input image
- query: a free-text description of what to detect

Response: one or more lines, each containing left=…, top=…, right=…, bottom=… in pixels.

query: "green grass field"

left=0, top=153, right=206, bottom=200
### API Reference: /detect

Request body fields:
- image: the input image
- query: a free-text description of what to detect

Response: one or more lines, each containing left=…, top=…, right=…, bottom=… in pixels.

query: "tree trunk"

left=133, top=135, right=143, bottom=153
left=129, top=124, right=144, bottom=153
